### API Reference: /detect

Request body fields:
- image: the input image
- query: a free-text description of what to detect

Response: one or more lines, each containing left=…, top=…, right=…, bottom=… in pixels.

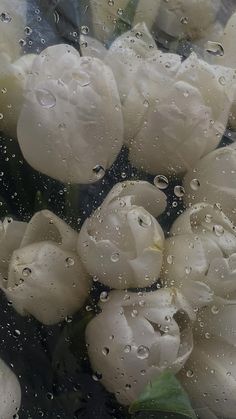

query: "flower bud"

left=123, top=52, right=234, bottom=176
left=86, top=288, right=194, bottom=405
left=162, top=203, right=236, bottom=300
left=183, top=144, right=236, bottom=224
left=1, top=211, right=90, bottom=325
left=17, top=44, right=123, bottom=184
left=78, top=181, right=167, bottom=289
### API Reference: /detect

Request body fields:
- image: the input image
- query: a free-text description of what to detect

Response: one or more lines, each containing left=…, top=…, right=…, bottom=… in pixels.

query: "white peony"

left=86, top=288, right=195, bottom=405
left=77, top=181, right=167, bottom=289
left=0, top=210, right=90, bottom=325
left=179, top=297, right=236, bottom=419
left=123, top=52, right=234, bottom=176
left=162, top=203, right=236, bottom=300
left=17, top=44, right=123, bottom=184
left=156, top=0, right=221, bottom=40
left=183, top=143, right=236, bottom=224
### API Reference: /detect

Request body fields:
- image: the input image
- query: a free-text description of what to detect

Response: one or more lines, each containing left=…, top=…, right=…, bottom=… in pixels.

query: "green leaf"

left=129, top=372, right=197, bottom=419
left=113, top=0, right=140, bottom=38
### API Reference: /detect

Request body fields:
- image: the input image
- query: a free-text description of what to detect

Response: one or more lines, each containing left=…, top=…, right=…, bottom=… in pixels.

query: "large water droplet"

left=137, top=345, right=149, bottom=360
left=111, top=252, right=120, bottom=263
left=154, top=175, right=169, bottom=190
left=206, top=41, right=224, bottom=57
left=22, top=267, right=31, bottom=277
left=138, top=214, right=151, bottom=228
left=92, top=165, right=105, bottom=180
left=190, top=178, right=200, bottom=191
left=213, top=224, right=224, bottom=237
left=174, top=185, right=185, bottom=198
left=65, top=257, right=75, bottom=267
left=0, top=12, right=12, bottom=23
left=36, top=89, right=56, bottom=109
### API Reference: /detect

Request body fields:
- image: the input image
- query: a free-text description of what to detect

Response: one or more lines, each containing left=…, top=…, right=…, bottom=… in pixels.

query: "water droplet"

left=111, top=252, right=120, bottom=263
left=135, top=31, right=143, bottom=39
left=143, top=99, right=149, bottom=108
left=124, top=345, right=131, bottom=353
left=219, top=76, right=226, bottom=86
left=92, top=165, right=105, bottom=180
left=154, top=175, right=169, bottom=190
left=0, top=113, right=3, bottom=120
left=92, top=372, right=102, bottom=381
left=185, top=266, right=192, bottom=275
left=190, top=178, right=200, bottom=191
left=174, top=185, right=185, bottom=198
left=65, top=316, right=73, bottom=323
left=22, top=267, right=31, bottom=277
left=117, top=8, right=123, bottom=16
left=46, top=392, right=54, bottom=400
left=81, top=25, right=89, bottom=35
left=102, top=347, right=109, bottom=356
left=36, top=89, right=56, bottom=109
left=19, top=39, right=26, bottom=47
left=180, top=16, right=189, bottom=24
left=213, top=224, right=224, bottom=237
left=186, top=369, right=194, bottom=378
left=100, top=291, right=109, bottom=302
left=205, top=214, right=213, bottom=223
left=206, top=41, right=224, bottom=57
left=0, top=12, right=12, bottom=23
left=65, top=257, right=75, bottom=267
left=138, top=214, right=151, bottom=228
left=13, top=329, right=21, bottom=338
left=167, top=255, right=174, bottom=265
left=137, top=345, right=149, bottom=360
left=211, top=305, right=219, bottom=315
left=24, top=26, right=32, bottom=36
left=108, top=0, right=114, bottom=5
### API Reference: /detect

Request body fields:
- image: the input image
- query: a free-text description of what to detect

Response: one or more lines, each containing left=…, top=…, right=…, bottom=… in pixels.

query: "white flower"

left=0, top=359, right=21, bottom=418
left=183, top=144, right=236, bottom=224
left=162, top=203, right=236, bottom=300
left=179, top=298, right=236, bottom=419
left=203, top=11, right=236, bottom=129
left=89, top=0, right=160, bottom=44
left=105, top=22, right=158, bottom=102
left=86, top=288, right=195, bottom=405
left=123, top=52, right=234, bottom=176
left=0, top=0, right=27, bottom=60
left=0, top=53, right=35, bottom=138
left=17, top=44, right=123, bottom=184
left=156, top=0, right=221, bottom=40
left=77, top=181, right=167, bottom=289
left=0, top=210, right=90, bottom=325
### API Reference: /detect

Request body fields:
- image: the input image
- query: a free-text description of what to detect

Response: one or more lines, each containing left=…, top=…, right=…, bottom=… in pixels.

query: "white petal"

left=183, top=144, right=236, bottom=224
left=0, top=359, right=21, bottom=419
left=5, top=241, right=89, bottom=325
left=17, top=45, right=123, bottom=184
left=0, top=53, right=35, bottom=137
left=86, top=288, right=194, bottom=405
left=20, top=210, right=78, bottom=251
